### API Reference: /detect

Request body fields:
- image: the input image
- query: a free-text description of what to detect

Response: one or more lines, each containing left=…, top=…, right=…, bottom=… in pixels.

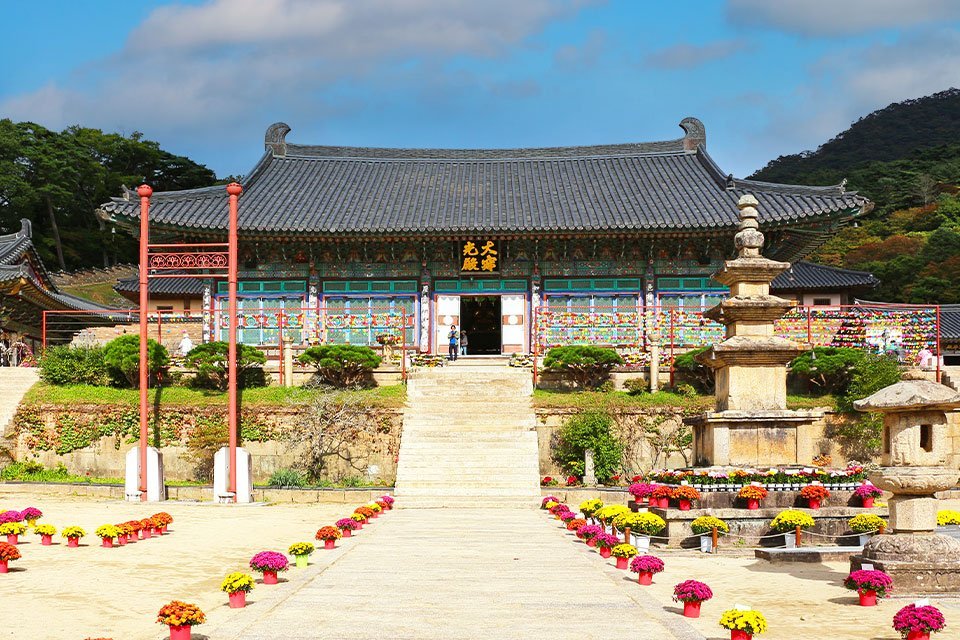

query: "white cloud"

left=0, top=0, right=594, bottom=156
left=727, top=0, right=960, bottom=36
left=643, top=39, right=748, bottom=69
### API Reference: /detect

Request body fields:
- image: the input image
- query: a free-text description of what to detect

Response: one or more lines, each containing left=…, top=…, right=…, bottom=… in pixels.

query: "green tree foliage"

left=553, top=411, right=623, bottom=481
left=0, top=119, right=216, bottom=270
left=671, top=346, right=713, bottom=393
left=542, top=346, right=623, bottom=389
left=830, top=353, right=901, bottom=460
left=184, top=341, right=268, bottom=390
left=102, top=334, right=170, bottom=388
left=788, top=347, right=867, bottom=395
left=298, top=345, right=381, bottom=388
left=37, top=346, right=111, bottom=386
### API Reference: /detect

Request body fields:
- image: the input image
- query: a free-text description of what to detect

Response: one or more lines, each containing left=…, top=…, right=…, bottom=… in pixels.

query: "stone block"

left=888, top=495, right=939, bottom=533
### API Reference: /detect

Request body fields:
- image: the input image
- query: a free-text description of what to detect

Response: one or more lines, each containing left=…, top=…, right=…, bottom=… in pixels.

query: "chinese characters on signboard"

left=460, top=240, right=499, bottom=273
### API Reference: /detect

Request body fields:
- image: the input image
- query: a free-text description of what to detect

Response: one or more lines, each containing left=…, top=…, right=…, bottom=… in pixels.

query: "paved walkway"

left=210, top=508, right=703, bottom=640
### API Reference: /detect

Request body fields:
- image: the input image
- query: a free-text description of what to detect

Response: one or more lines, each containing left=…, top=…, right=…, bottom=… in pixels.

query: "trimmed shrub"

left=268, top=468, right=308, bottom=488
left=102, top=334, right=169, bottom=388
left=789, top=347, right=867, bottom=394
left=38, top=346, right=110, bottom=386
left=542, top=346, right=623, bottom=389
left=553, top=411, right=623, bottom=481
left=671, top=346, right=713, bottom=392
left=298, top=345, right=381, bottom=388
left=184, top=341, right=267, bottom=390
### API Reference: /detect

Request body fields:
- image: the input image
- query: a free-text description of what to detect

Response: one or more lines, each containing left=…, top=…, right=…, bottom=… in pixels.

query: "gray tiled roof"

left=771, top=261, right=879, bottom=292
left=933, top=305, right=960, bottom=341
left=115, top=273, right=205, bottom=296
left=100, top=119, right=869, bottom=237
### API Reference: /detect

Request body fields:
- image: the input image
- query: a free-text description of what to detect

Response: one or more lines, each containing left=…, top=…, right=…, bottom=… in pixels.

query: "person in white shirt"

left=178, top=331, right=194, bottom=357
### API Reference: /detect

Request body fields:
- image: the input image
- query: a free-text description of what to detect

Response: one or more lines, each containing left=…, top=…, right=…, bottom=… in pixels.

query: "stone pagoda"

left=851, top=374, right=960, bottom=593
left=688, top=195, right=823, bottom=466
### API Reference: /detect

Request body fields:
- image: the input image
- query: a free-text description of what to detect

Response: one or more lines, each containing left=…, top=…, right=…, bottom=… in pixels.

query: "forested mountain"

left=751, top=89, right=960, bottom=303
left=0, top=120, right=217, bottom=271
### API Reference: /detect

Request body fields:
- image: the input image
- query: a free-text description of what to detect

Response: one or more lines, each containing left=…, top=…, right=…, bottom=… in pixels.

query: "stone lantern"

left=851, top=373, right=960, bottom=593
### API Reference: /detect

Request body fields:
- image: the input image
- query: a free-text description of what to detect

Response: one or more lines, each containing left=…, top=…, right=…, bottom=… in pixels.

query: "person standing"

left=178, top=330, right=194, bottom=357
left=460, top=329, right=469, bottom=356
left=447, top=324, right=459, bottom=361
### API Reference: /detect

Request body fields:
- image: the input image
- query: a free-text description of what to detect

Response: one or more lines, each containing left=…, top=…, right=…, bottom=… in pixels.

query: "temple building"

left=99, top=119, right=871, bottom=355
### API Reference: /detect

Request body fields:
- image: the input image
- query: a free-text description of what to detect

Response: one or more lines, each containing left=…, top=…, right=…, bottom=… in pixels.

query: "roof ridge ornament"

left=265, top=122, right=291, bottom=157
left=679, top=117, right=706, bottom=151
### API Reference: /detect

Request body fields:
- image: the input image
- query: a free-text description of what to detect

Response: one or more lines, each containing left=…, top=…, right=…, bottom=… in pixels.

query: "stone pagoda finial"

left=734, top=194, right=763, bottom=258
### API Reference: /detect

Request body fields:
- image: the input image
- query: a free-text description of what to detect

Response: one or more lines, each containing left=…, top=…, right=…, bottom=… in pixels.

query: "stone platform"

left=755, top=546, right=862, bottom=563
left=650, top=505, right=886, bottom=548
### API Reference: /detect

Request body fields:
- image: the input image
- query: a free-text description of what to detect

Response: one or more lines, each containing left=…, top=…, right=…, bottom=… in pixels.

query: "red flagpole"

left=226, top=182, right=242, bottom=502
left=137, top=184, right=153, bottom=501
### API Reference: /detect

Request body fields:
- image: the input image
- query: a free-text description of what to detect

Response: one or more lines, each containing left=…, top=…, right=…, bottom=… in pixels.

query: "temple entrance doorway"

left=460, top=296, right=502, bottom=355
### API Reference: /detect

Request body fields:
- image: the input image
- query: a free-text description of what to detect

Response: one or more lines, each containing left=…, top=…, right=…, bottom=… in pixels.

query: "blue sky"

left=3, top=0, right=960, bottom=180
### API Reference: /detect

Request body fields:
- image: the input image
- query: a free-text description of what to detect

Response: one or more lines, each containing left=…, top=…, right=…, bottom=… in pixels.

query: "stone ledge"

left=755, top=546, right=861, bottom=563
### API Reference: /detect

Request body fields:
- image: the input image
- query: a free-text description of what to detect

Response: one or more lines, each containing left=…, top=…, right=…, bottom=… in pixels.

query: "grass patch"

left=533, top=389, right=836, bottom=412
left=23, top=382, right=407, bottom=409
left=60, top=282, right=133, bottom=308
left=532, top=389, right=713, bottom=411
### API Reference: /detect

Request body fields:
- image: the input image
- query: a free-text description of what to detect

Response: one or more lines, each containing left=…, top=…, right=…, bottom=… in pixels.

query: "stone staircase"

left=941, top=366, right=960, bottom=392
left=0, top=367, right=38, bottom=441
left=395, top=362, right=540, bottom=508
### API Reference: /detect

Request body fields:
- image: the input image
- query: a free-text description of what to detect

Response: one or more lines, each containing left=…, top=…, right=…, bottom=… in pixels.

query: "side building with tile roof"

left=99, top=119, right=873, bottom=355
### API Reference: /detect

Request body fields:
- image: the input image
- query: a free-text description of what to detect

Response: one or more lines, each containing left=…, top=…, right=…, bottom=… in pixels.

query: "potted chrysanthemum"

left=36, top=523, right=56, bottom=545
left=799, top=484, right=830, bottom=509
left=152, top=512, right=173, bottom=533
left=719, top=608, right=767, bottom=640
left=0, top=541, right=20, bottom=573
left=630, top=554, right=664, bottom=585
left=349, top=512, right=366, bottom=528
left=577, top=524, right=603, bottom=545
left=628, top=482, right=655, bottom=505
left=139, top=518, right=154, bottom=539
left=367, top=503, right=383, bottom=518
left=156, top=600, right=205, bottom=640
left=855, top=483, right=883, bottom=508
left=769, top=510, right=815, bottom=548
left=0, top=510, right=22, bottom=524
left=849, top=514, right=887, bottom=546
left=96, top=524, right=122, bottom=548
left=21, top=507, right=42, bottom=527
left=673, top=579, right=713, bottom=618
left=336, top=518, right=360, bottom=537
left=844, top=569, right=893, bottom=607
left=566, top=517, right=587, bottom=533
left=650, top=485, right=672, bottom=508
left=579, top=498, right=604, bottom=521
left=594, top=505, right=630, bottom=533
left=610, top=543, right=638, bottom=569
left=0, top=522, right=26, bottom=545
left=671, top=485, right=701, bottom=511
left=62, top=526, right=86, bottom=548
left=123, top=520, right=141, bottom=543
left=221, top=572, right=255, bottom=608
left=354, top=506, right=375, bottom=522
left=691, top=516, right=729, bottom=553
left=381, top=495, right=395, bottom=510
left=892, top=603, right=946, bottom=640
left=250, top=551, right=289, bottom=584
left=594, top=532, right=619, bottom=558
left=937, top=510, right=960, bottom=527
left=289, top=542, right=315, bottom=568
left=737, top=485, right=768, bottom=510
left=315, top=526, right=342, bottom=550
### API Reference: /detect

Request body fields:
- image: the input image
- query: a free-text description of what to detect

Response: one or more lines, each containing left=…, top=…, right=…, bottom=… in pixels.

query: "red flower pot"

left=862, top=497, right=875, bottom=508
left=682, top=600, right=701, bottom=618
left=228, top=591, right=247, bottom=608
left=808, top=498, right=821, bottom=510
left=342, top=529, right=352, bottom=538
left=101, top=537, right=114, bottom=548
left=141, top=529, right=151, bottom=540
left=67, top=537, right=79, bottom=548
left=6, top=534, right=18, bottom=545
left=599, top=547, right=612, bottom=559
left=678, top=499, right=692, bottom=511
left=907, top=632, right=931, bottom=640
left=324, top=539, right=336, bottom=550
left=41, top=534, right=52, bottom=546
left=263, top=570, right=278, bottom=585
left=168, top=624, right=192, bottom=640
left=615, top=557, right=628, bottom=569
left=637, top=571, right=653, bottom=585
left=161, top=525, right=168, bottom=533
left=118, top=535, right=127, bottom=546
left=126, top=534, right=137, bottom=543
left=371, top=512, right=379, bottom=519
left=730, top=631, right=752, bottom=640
left=586, top=538, right=596, bottom=548
left=0, top=560, right=7, bottom=573
left=659, top=497, right=670, bottom=508
left=858, top=590, right=877, bottom=606
left=746, top=499, right=759, bottom=510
